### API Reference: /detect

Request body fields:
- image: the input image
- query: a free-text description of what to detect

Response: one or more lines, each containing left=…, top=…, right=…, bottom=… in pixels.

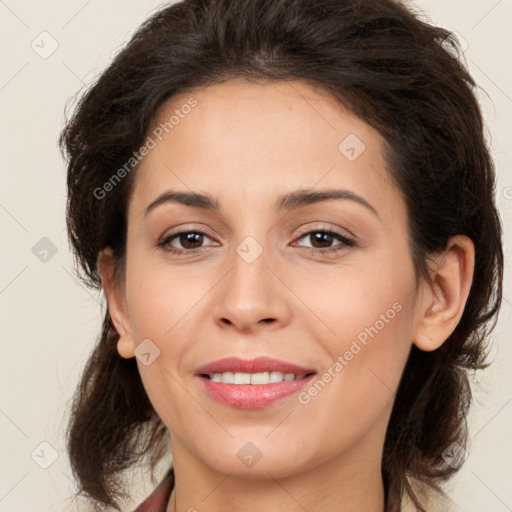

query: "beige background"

left=0, top=0, right=511, bottom=510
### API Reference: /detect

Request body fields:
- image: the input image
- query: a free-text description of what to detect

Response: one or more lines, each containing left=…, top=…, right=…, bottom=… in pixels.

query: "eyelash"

left=157, top=227, right=356, bottom=256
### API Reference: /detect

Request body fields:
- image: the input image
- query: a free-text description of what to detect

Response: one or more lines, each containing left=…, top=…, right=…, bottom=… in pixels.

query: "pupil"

left=312, top=232, right=332, bottom=248
left=182, top=233, right=202, bottom=248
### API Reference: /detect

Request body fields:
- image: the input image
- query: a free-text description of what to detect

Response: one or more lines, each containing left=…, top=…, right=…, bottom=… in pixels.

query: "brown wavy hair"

left=59, top=0, right=504, bottom=510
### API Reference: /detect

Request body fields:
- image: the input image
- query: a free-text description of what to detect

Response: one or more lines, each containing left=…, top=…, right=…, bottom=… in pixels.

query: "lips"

left=195, top=357, right=317, bottom=409
left=195, top=356, right=316, bottom=376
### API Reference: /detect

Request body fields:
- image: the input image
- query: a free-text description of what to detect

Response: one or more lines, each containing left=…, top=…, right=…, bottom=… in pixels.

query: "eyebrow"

left=143, top=188, right=380, bottom=219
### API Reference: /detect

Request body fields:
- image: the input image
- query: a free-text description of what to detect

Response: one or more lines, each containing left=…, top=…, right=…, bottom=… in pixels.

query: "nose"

left=213, top=239, right=292, bottom=333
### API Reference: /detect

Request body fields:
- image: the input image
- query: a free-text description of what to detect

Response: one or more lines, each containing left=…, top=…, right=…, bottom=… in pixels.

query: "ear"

left=97, top=248, right=135, bottom=359
left=412, top=235, right=475, bottom=352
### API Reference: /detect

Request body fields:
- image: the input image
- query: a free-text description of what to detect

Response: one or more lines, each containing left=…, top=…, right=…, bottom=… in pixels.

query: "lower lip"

left=198, top=374, right=316, bottom=409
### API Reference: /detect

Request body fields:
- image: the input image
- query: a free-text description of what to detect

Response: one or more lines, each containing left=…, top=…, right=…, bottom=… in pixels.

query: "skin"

left=97, top=78, right=475, bottom=512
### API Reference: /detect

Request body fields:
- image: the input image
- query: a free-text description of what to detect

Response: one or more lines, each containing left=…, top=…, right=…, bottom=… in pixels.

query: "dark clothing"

left=133, top=467, right=174, bottom=512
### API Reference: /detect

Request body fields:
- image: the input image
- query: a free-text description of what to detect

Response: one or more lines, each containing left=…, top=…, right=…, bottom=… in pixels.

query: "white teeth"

left=250, top=372, right=270, bottom=384
left=220, top=372, right=234, bottom=383
left=270, top=371, right=284, bottom=383
left=234, top=372, right=251, bottom=384
left=208, top=371, right=305, bottom=384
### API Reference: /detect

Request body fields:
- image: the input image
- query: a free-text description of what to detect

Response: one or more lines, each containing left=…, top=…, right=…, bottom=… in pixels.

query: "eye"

left=157, top=227, right=356, bottom=256
left=157, top=230, right=216, bottom=254
left=293, top=228, right=356, bottom=254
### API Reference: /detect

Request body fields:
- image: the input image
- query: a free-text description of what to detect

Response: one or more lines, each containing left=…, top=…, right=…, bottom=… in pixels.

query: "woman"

left=59, top=0, right=503, bottom=511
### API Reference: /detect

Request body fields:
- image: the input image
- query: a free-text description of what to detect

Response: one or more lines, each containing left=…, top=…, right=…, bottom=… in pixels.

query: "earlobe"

left=97, top=248, right=135, bottom=359
left=412, top=235, right=475, bottom=352
left=116, top=336, right=135, bottom=359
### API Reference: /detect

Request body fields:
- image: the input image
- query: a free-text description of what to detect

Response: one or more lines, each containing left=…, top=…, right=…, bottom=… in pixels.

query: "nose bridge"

left=229, top=233, right=273, bottom=308
left=213, top=231, right=291, bottom=330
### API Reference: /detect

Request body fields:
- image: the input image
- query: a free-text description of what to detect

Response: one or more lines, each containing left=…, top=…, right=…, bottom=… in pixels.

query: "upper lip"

left=195, top=357, right=316, bottom=376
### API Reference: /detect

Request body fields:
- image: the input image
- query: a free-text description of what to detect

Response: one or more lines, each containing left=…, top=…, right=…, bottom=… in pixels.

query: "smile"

left=204, top=371, right=311, bottom=384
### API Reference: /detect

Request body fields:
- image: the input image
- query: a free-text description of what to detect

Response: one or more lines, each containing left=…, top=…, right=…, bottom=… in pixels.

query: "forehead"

left=130, top=78, right=400, bottom=221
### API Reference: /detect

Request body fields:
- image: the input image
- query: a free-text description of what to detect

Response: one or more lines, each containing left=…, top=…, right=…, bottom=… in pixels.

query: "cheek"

left=122, top=254, right=213, bottom=421
left=124, top=272, right=196, bottom=432
left=333, top=297, right=413, bottom=399
left=308, top=258, right=414, bottom=364
left=124, top=254, right=204, bottom=344
left=303, top=259, right=416, bottom=422
left=292, top=298, right=414, bottom=460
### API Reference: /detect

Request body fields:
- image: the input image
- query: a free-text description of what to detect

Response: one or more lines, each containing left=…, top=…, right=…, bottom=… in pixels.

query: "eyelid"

left=294, top=223, right=354, bottom=240
left=159, top=223, right=353, bottom=243
left=159, top=223, right=216, bottom=241
left=158, top=223, right=357, bottom=257
left=158, top=228, right=217, bottom=248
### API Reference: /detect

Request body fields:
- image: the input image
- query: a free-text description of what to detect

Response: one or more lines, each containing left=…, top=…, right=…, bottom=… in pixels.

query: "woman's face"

left=114, top=78, right=427, bottom=479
